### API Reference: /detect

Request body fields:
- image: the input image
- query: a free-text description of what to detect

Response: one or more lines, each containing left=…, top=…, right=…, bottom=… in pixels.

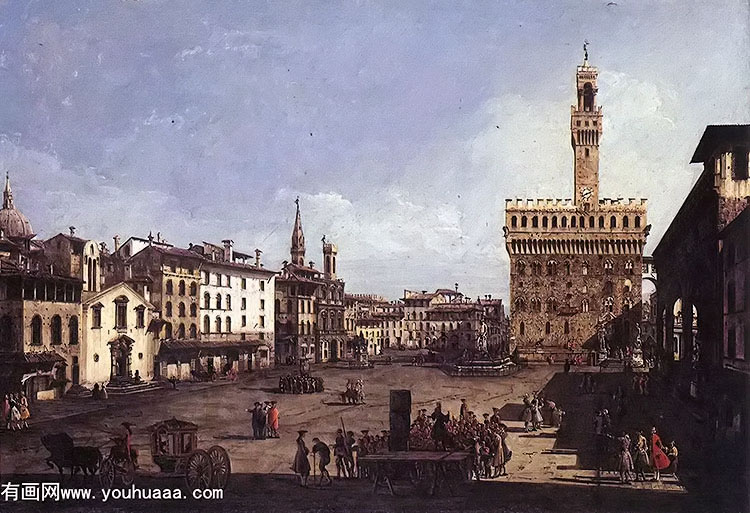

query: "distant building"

left=275, top=200, right=345, bottom=363
left=504, top=53, right=648, bottom=360
left=45, top=228, right=102, bottom=298
left=401, top=290, right=448, bottom=348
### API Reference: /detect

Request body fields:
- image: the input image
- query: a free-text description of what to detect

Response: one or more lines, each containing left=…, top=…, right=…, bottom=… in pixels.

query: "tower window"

left=561, top=216, right=567, bottom=228
left=635, top=216, right=641, bottom=228
left=733, top=147, right=748, bottom=180
left=542, top=217, right=548, bottom=228
left=583, top=83, right=594, bottom=111
left=585, top=148, right=590, bottom=157
left=589, top=216, right=595, bottom=228
left=545, top=322, right=551, bottom=335
left=598, top=216, right=605, bottom=228
left=532, top=216, right=538, bottom=228
left=521, top=216, right=528, bottom=228
left=552, top=216, right=558, bottom=228
left=519, top=322, right=525, bottom=336
left=610, top=216, right=617, bottom=228
left=511, top=216, right=517, bottom=228
left=623, top=216, right=629, bottom=228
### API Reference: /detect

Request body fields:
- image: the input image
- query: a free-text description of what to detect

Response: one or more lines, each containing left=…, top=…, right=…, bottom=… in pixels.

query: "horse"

left=339, top=388, right=364, bottom=404
left=41, top=433, right=102, bottom=476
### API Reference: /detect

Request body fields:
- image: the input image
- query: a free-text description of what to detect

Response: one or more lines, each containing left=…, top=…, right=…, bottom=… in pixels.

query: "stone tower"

left=571, top=44, right=603, bottom=209
left=323, top=238, right=338, bottom=280
left=291, top=197, right=305, bottom=266
left=503, top=48, right=649, bottom=361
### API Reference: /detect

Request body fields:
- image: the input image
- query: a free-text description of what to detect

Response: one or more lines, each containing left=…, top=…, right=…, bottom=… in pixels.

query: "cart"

left=99, top=418, right=231, bottom=492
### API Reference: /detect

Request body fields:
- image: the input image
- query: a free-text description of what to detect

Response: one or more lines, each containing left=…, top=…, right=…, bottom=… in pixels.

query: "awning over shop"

left=157, top=339, right=265, bottom=360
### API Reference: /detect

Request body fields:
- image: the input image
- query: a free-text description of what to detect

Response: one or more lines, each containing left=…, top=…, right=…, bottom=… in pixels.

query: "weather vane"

left=295, top=195, right=299, bottom=207
left=583, top=40, right=589, bottom=61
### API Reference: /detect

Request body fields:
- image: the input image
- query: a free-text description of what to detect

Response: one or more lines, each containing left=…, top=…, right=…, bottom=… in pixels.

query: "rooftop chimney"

left=69, top=226, right=76, bottom=236
left=222, top=239, right=234, bottom=262
left=113, top=235, right=120, bottom=252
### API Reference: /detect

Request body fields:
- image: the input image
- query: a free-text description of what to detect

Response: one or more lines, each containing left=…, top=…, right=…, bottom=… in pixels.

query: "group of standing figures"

left=246, top=401, right=280, bottom=439
left=292, top=428, right=358, bottom=487
left=2, top=393, right=30, bottom=431
left=594, top=406, right=678, bottom=483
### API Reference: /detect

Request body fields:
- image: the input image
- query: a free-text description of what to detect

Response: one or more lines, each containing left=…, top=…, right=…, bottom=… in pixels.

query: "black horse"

left=41, top=433, right=102, bottom=476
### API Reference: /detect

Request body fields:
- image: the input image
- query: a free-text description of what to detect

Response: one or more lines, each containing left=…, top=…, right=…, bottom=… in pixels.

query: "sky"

left=0, top=0, right=747, bottom=301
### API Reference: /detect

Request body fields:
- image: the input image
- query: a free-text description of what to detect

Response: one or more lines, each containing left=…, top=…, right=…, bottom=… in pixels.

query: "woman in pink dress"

left=650, top=426, right=670, bottom=481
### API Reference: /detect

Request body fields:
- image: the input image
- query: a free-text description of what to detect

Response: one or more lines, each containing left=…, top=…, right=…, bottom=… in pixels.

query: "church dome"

left=0, top=174, right=33, bottom=238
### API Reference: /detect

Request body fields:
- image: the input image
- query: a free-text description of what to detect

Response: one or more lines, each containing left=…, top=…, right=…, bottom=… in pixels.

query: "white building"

left=192, top=240, right=276, bottom=368
left=81, top=282, right=157, bottom=385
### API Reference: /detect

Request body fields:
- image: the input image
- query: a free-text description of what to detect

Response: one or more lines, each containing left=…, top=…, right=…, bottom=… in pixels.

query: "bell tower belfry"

left=571, top=42, right=603, bottom=209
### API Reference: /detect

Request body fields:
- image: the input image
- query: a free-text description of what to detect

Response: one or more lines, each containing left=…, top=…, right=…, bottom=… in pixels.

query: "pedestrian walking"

left=267, top=401, right=279, bottom=438
left=650, top=427, right=670, bottom=481
left=633, top=430, right=650, bottom=481
left=312, top=437, right=332, bottom=486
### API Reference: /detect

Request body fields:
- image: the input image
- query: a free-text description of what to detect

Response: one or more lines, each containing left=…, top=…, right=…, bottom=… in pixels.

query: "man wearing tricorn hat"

left=292, top=430, right=310, bottom=487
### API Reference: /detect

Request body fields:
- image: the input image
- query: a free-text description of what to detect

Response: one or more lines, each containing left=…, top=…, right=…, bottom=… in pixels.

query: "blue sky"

left=0, top=0, right=747, bottom=301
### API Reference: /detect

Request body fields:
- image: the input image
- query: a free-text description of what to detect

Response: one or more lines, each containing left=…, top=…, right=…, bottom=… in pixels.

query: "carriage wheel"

left=99, top=458, right=115, bottom=489
left=207, top=445, right=231, bottom=489
left=121, top=459, right=136, bottom=486
left=185, top=450, right=213, bottom=491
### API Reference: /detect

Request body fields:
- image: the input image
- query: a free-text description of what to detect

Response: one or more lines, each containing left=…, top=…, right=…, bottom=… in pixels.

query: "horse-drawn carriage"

left=99, top=418, right=231, bottom=492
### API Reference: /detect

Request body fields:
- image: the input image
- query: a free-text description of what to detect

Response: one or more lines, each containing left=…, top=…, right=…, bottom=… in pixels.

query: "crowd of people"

left=278, top=374, right=324, bottom=394
left=246, top=401, right=280, bottom=439
left=2, top=393, right=31, bottom=431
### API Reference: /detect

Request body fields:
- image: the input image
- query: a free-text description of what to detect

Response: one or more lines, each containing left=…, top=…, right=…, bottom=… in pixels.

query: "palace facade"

left=504, top=52, right=649, bottom=360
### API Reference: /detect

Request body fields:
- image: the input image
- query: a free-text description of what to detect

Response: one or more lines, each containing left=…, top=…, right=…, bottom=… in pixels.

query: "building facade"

left=504, top=53, right=648, bottom=360
left=653, top=125, right=749, bottom=471
left=401, top=290, right=448, bottom=348
left=275, top=200, right=346, bottom=363
left=81, top=282, right=157, bottom=385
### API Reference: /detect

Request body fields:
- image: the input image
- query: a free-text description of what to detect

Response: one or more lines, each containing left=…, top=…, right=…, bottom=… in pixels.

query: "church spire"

left=291, top=196, right=306, bottom=266
left=3, top=172, right=13, bottom=210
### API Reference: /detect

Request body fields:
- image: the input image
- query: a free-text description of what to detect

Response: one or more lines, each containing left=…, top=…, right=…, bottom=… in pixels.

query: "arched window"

left=532, top=261, right=542, bottom=276
left=511, top=216, right=517, bottom=228
left=570, top=216, right=576, bottom=228
left=189, top=324, right=197, bottom=338
left=542, top=216, right=549, bottom=228
left=190, top=303, right=197, bottom=317
left=623, top=216, right=629, bottom=228
left=203, top=315, right=210, bottom=333
left=178, top=280, right=186, bottom=296
left=582, top=262, right=589, bottom=275
left=215, top=316, right=222, bottom=333
left=581, top=299, right=589, bottom=312
left=516, top=260, right=526, bottom=275
left=51, top=315, right=62, bottom=345
left=546, top=297, right=557, bottom=313
left=635, top=216, right=641, bottom=228
left=226, top=295, right=231, bottom=310
left=598, top=216, right=605, bottom=228
left=189, top=282, right=197, bottom=296
left=561, top=216, right=567, bottom=228
left=625, top=260, right=634, bottom=274
left=165, top=280, right=173, bottom=295
left=31, top=315, right=42, bottom=345
left=216, top=294, right=222, bottom=310
left=546, top=260, right=558, bottom=276
left=583, top=82, right=594, bottom=111
left=610, top=216, right=617, bottom=228
left=164, top=322, right=173, bottom=339
left=514, top=297, right=526, bottom=312
left=603, top=297, right=614, bottom=313
left=165, top=301, right=173, bottom=317
left=565, top=261, right=571, bottom=275
left=178, top=302, right=186, bottom=317
left=532, top=216, right=539, bottom=228
left=564, top=321, right=570, bottom=334
left=551, top=216, right=558, bottom=228
left=177, top=323, right=186, bottom=339
left=226, top=317, right=232, bottom=332
left=519, top=322, right=525, bottom=336
left=521, top=216, right=528, bottom=228
left=69, top=316, right=79, bottom=345
left=589, top=216, right=595, bottom=228
left=604, top=259, right=614, bottom=273
left=204, top=292, right=210, bottom=309
left=0, top=315, right=13, bottom=350
left=545, top=321, right=551, bottom=335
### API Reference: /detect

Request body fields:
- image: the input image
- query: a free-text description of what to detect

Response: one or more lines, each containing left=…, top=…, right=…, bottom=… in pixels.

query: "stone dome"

left=0, top=174, right=33, bottom=238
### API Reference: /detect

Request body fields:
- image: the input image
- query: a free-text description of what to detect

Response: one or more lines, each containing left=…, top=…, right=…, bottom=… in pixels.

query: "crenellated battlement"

left=505, top=198, right=576, bottom=209
left=505, top=197, right=647, bottom=212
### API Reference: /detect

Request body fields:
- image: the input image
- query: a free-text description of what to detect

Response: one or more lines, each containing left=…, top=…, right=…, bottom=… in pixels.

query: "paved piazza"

left=0, top=361, right=706, bottom=512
